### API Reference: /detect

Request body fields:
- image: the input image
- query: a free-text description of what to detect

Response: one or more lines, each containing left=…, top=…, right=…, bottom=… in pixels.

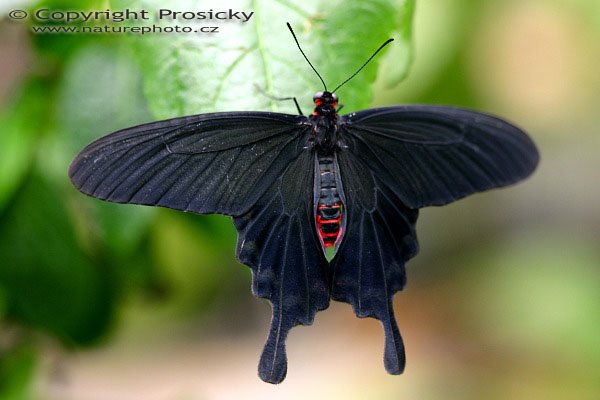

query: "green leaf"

left=0, top=174, right=115, bottom=345
left=114, top=0, right=413, bottom=117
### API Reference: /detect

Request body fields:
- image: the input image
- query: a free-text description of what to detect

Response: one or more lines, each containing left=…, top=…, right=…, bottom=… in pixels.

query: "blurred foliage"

left=454, top=234, right=600, bottom=398
left=0, top=80, right=47, bottom=212
left=0, top=173, right=114, bottom=344
left=0, top=0, right=414, bottom=397
left=0, top=0, right=599, bottom=398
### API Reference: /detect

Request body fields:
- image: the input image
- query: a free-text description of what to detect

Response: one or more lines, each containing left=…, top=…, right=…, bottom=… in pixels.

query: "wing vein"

left=256, top=211, right=283, bottom=297
left=299, top=214, right=311, bottom=323
left=369, top=212, right=401, bottom=367
left=269, top=216, right=292, bottom=380
left=348, top=124, right=465, bottom=146
left=358, top=212, right=364, bottom=314
left=182, top=152, right=220, bottom=212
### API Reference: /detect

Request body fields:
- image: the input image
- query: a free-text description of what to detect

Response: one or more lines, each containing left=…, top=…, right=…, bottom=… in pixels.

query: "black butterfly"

left=68, top=24, right=538, bottom=383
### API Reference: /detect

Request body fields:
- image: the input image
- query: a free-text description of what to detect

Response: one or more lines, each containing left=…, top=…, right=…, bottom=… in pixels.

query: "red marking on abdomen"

left=316, top=202, right=343, bottom=248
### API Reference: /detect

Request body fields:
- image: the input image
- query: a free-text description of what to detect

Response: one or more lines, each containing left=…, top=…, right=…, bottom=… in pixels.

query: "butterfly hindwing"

left=331, top=149, right=419, bottom=374
left=341, top=106, right=539, bottom=208
left=234, top=149, right=329, bottom=383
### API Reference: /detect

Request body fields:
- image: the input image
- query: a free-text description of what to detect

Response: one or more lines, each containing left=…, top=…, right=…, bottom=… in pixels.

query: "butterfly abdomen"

left=315, top=154, right=345, bottom=254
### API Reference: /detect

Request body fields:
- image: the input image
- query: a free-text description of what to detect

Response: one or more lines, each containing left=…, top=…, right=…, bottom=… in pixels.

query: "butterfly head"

left=313, top=91, right=338, bottom=115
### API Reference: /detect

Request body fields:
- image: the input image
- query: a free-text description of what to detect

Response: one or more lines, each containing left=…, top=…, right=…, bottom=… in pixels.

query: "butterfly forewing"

left=341, top=105, right=539, bottom=208
left=69, top=112, right=309, bottom=216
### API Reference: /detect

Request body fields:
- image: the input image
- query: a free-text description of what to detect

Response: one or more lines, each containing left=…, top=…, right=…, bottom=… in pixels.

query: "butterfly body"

left=304, top=91, right=346, bottom=254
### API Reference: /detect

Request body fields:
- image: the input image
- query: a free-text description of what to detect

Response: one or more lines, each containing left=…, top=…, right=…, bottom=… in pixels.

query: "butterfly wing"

left=69, top=112, right=329, bottom=384
left=69, top=112, right=309, bottom=216
left=331, top=105, right=537, bottom=374
left=331, top=150, right=419, bottom=375
left=341, top=105, right=539, bottom=208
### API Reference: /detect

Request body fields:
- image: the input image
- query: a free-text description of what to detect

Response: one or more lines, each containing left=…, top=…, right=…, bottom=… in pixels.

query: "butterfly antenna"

left=287, top=22, right=328, bottom=91
left=332, top=38, right=394, bottom=93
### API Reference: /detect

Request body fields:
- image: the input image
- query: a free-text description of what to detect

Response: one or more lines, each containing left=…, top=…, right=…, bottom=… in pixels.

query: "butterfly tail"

left=258, top=307, right=291, bottom=384
left=381, top=298, right=406, bottom=374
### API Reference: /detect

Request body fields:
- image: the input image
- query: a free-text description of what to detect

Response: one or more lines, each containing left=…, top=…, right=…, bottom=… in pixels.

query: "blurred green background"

left=1, top=0, right=599, bottom=399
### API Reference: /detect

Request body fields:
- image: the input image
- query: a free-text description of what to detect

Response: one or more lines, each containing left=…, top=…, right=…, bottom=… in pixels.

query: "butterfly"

left=68, top=23, right=539, bottom=383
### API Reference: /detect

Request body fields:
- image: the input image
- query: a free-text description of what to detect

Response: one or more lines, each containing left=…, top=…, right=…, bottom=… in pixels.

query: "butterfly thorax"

left=310, top=115, right=339, bottom=155
left=311, top=91, right=340, bottom=156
